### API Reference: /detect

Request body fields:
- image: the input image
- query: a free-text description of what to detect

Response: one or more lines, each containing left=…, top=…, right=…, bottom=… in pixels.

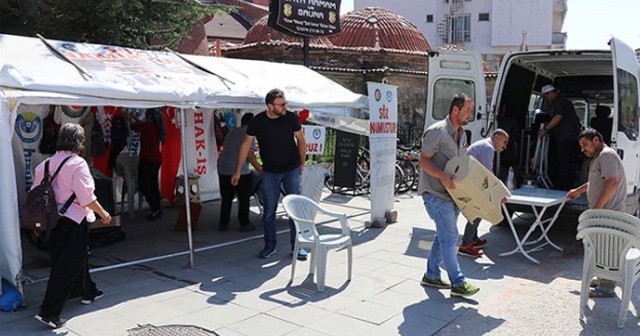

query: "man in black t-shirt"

left=232, top=88, right=307, bottom=259
left=538, top=84, right=582, bottom=190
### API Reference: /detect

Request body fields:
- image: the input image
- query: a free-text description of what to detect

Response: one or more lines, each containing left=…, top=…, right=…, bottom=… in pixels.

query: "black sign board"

left=332, top=130, right=360, bottom=188
left=268, top=0, right=342, bottom=37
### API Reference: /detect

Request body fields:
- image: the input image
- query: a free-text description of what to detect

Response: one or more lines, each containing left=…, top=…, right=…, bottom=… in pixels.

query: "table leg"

left=524, top=201, right=566, bottom=252
left=499, top=204, right=541, bottom=264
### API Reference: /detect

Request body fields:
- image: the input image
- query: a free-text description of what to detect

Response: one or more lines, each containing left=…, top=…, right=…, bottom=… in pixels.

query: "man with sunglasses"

left=233, top=88, right=307, bottom=260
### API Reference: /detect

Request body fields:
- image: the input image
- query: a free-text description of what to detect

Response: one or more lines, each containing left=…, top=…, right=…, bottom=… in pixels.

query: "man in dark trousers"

left=232, top=89, right=307, bottom=260
left=538, top=84, right=582, bottom=190
left=217, top=113, right=261, bottom=232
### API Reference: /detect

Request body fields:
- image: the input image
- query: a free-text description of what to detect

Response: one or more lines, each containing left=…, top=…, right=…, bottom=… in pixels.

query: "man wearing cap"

left=538, top=84, right=582, bottom=190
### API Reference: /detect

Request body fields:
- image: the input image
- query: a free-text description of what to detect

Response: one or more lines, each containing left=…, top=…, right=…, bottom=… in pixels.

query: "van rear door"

left=425, top=50, right=488, bottom=143
left=610, top=37, right=640, bottom=197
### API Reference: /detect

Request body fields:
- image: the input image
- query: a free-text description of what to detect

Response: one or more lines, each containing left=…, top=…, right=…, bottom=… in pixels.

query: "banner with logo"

left=302, top=125, right=326, bottom=155
left=367, top=82, right=398, bottom=223
left=179, top=108, right=220, bottom=202
left=50, top=40, right=213, bottom=89
left=12, top=104, right=50, bottom=203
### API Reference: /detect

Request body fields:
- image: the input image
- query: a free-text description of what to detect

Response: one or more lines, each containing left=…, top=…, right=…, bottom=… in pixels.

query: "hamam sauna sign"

left=268, top=0, right=341, bottom=37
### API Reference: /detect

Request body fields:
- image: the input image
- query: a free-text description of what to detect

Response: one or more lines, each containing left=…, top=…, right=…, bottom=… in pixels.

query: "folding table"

left=500, top=187, right=568, bottom=264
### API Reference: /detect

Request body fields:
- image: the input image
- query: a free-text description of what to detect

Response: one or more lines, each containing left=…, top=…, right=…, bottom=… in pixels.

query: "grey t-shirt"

left=217, top=127, right=255, bottom=176
left=587, top=146, right=626, bottom=211
left=417, top=117, right=467, bottom=200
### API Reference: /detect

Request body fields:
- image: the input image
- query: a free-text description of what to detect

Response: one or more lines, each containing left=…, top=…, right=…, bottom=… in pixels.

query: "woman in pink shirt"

left=33, top=123, right=111, bottom=329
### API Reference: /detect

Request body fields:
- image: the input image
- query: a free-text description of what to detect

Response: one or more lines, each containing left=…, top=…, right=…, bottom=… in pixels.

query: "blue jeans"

left=261, top=167, right=301, bottom=250
left=423, top=193, right=465, bottom=287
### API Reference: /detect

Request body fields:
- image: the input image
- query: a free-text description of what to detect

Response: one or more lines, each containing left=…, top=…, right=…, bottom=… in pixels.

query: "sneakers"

left=458, top=243, right=484, bottom=258
left=420, top=275, right=452, bottom=289
left=296, top=249, right=308, bottom=261
left=80, top=290, right=104, bottom=305
left=259, top=246, right=277, bottom=259
left=35, top=314, right=67, bottom=329
left=451, top=282, right=480, bottom=297
left=473, top=238, right=488, bottom=249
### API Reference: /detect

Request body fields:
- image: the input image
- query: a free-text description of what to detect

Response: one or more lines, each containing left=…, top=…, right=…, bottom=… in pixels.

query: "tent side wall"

left=0, top=99, right=21, bottom=288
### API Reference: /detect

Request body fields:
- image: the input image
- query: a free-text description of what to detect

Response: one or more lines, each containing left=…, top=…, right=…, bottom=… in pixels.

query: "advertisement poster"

left=367, top=82, right=398, bottom=223
left=302, top=125, right=326, bottom=155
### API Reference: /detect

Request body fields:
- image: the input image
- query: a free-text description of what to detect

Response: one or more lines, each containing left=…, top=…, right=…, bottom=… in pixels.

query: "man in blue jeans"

left=417, top=93, right=480, bottom=297
left=232, top=88, right=307, bottom=260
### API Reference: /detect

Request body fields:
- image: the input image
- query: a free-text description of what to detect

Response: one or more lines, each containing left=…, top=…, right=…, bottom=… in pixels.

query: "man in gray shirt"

left=217, top=113, right=262, bottom=232
left=459, top=129, right=509, bottom=258
left=418, top=93, right=480, bottom=298
left=568, top=128, right=627, bottom=297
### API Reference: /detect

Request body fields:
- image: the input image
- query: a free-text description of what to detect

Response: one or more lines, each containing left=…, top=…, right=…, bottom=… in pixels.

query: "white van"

left=425, top=38, right=640, bottom=216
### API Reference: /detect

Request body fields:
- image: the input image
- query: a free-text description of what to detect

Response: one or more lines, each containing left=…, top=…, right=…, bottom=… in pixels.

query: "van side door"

left=610, top=37, right=640, bottom=197
left=425, top=50, right=488, bottom=143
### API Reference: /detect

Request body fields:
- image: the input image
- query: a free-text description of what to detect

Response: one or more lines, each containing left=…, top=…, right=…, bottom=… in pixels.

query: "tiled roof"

left=329, top=7, right=431, bottom=52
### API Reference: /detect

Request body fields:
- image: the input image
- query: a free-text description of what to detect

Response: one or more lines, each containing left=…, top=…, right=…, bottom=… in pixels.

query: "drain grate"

left=128, top=324, right=219, bottom=336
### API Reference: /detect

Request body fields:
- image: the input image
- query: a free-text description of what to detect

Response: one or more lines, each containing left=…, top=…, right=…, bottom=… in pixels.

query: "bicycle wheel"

left=396, top=158, right=416, bottom=193
left=324, top=163, right=335, bottom=190
left=394, top=164, right=404, bottom=195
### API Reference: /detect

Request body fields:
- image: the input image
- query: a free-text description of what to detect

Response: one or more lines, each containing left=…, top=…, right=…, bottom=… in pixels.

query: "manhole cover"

left=128, top=324, right=219, bottom=336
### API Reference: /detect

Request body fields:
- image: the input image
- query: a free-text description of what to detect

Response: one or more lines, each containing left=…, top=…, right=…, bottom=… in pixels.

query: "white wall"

left=354, top=0, right=565, bottom=54
left=491, top=0, right=553, bottom=48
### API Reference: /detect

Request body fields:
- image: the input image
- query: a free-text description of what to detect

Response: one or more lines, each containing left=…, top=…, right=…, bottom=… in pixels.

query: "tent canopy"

left=181, top=55, right=369, bottom=111
left=0, top=33, right=369, bottom=289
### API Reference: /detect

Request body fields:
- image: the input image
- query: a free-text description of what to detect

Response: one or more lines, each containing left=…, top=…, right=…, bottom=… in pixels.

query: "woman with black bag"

left=33, top=123, right=111, bottom=329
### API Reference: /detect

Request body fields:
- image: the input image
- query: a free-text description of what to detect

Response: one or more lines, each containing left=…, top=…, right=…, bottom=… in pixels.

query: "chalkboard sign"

left=333, top=130, right=360, bottom=188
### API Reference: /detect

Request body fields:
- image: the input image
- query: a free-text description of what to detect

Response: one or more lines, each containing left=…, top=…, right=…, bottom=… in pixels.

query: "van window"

left=571, top=99, right=588, bottom=128
left=617, top=69, right=639, bottom=140
left=432, top=78, right=476, bottom=120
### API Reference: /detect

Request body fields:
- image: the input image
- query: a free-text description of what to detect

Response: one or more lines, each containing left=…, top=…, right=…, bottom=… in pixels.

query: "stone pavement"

left=2, top=191, right=640, bottom=335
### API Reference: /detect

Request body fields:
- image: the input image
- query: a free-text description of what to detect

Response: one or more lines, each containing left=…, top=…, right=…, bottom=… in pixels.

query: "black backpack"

left=21, top=157, right=76, bottom=240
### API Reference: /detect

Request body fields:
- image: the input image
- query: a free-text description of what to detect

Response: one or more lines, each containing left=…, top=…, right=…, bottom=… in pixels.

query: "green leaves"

left=0, top=0, right=230, bottom=50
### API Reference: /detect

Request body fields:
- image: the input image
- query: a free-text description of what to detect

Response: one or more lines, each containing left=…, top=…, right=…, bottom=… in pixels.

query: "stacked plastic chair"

left=576, top=209, right=640, bottom=328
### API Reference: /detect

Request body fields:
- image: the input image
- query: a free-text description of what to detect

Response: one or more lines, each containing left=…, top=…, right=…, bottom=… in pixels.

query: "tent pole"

left=179, top=107, right=195, bottom=268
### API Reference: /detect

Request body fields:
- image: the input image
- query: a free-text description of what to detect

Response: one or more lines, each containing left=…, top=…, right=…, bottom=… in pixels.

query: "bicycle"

left=325, top=146, right=404, bottom=195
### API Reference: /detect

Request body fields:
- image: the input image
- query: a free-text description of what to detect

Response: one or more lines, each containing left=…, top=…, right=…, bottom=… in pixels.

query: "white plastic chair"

left=300, top=164, right=330, bottom=218
left=282, top=194, right=352, bottom=292
left=576, top=209, right=640, bottom=328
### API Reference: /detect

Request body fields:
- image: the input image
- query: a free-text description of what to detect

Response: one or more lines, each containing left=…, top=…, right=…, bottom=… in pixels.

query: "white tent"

left=181, top=54, right=368, bottom=109
left=0, top=33, right=368, bottom=290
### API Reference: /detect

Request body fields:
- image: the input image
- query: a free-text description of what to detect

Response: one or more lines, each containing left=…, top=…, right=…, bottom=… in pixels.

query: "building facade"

left=354, top=0, right=568, bottom=70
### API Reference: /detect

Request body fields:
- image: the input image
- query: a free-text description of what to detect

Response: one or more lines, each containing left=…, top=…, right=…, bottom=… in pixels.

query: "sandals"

left=589, top=286, right=615, bottom=298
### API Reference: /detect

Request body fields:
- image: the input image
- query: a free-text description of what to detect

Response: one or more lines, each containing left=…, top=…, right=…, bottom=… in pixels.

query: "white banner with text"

left=367, top=82, right=398, bottom=223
